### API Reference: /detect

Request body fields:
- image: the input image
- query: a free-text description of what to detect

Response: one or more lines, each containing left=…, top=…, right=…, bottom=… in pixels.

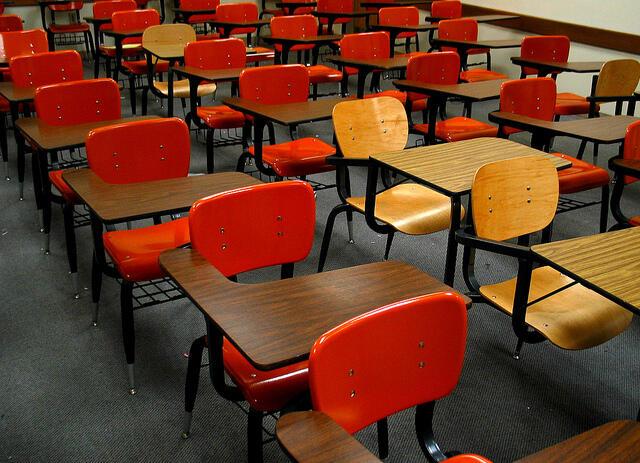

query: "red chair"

left=300, top=292, right=488, bottom=462
left=270, top=15, right=343, bottom=98
left=410, top=52, right=497, bottom=142
left=317, top=0, right=352, bottom=34
left=438, top=18, right=506, bottom=82
left=610, top=120, right=640, bottom=228
left=0, top=29, right=49, bottom=180
left=497, top=77, right=611, bottom=233
left=44, top=1, right=94, bottom=58
left=111, top=9, right=163, bottom=114
left=430, top=0, right=462, bottom=19
left=89, top=118, right=191, bottom=393
left=181, top=180, right=315, bottom=463
left=215, top=3, right=259, bottom=44
left=0, top=15, right=23, bottom=33
left=92, top=0, right=138, bottom=78
left=184, top=38, right=247, bottom=173
left=35, top=79, right=117, bottom=297
left=338, top=32, right=416, bottom=106
left=176, top=0, right=219, bottom=36
left=237, top=64, right=336, bottom=179
left=379, top=6, right=420, bottom=54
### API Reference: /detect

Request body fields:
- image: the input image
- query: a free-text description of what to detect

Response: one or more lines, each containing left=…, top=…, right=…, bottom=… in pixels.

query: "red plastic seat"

left=179, top=0, right=219, bottom=24
left=0, top=15, right=23, bottom=33
left=183, top=180, right=316, bottom=460
left=432, top=117, right=497, bottom=142
left=460, top=68, right=507, bottom=82
left=499, top=78, right=610, bottom=232
left=88, top=118, right=192, bottom=392
left=554, top=92, right=594, bottom=115
left=306, top=292, right=486, bottom=461
left=430, top=0, right=462, bottom=19
left=215, top=3, right=258, bottom=37
left=239, top=64, right=336, bottom=178
left=48, top=169, right=81, bottom=203
left=438, top=18, right=496, bottom=76
left=48, top=23, right=90, bottom=33
left=184, top=38, right=247, bottom=173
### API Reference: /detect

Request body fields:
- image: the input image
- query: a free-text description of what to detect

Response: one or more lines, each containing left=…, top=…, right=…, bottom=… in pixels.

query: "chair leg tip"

left=348, top=239, right=355, bottom=244
left=128, top=388, right=137, bottom=395
left=92, top=321, right=98, bottom=327
left=180, top=431, right=190, bottom=440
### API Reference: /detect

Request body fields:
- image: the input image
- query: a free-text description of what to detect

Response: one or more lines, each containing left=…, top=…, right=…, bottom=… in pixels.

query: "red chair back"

left=111, top=8, right=160, bottom=31
left=34, top=78, right=121, bottom=126
left=180, top=0, right=219, bottom=11
left=309, top=292, right=468, bottom=434
left=406, top=51, right=459, bottom=101
left=10, top=50, right=83, bottom=88
left=379, top=6, right=419, bottom=27
left=93, top=0, right=137, bottom=31
left=519, top=35, right=570, bottom=77
left=0, top=29, right=48, bottom=62
left=48, top=1, right=83, bottom=12
left=623, top=120, right=640, bottom=184
left=216, top=2, right=258, bottom=35
left=430, top=0, right=461, bottom=19
left=499, top=77, right=556, bottom=122
left=317, top=0, right=352, bottom=14
left=184, top=37, right=246, bottom=69
left=189, top=181, right=316, bottom=277
left=239, top=64, right=309, bottom=104
left=438, top=18, right=477, bottom=53
left=86, top=118, right=190, bottom=184
left=0, top=15, right=23, bottom=32
left=270, top=15, right=317, bottom=52
left=340, top=32, right=390, bottom=75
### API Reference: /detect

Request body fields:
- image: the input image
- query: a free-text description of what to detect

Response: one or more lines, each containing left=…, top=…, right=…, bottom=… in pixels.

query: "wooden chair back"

left=142, top=23, right=196, bottom=46
left=472, top=156, right=559, bottom=241
left=332, top=96, right=408, bottom=160
left=594, top=59, right=640, bottom=97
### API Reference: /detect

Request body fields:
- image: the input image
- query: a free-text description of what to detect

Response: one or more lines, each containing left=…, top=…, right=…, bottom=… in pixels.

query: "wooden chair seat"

left=99, top=43, right=142, bottom=57
left=346, top=183, right=461, bottom=235
left=480, top=266, right=633, bottom=350
left=153, top=79, right=217, bottom=98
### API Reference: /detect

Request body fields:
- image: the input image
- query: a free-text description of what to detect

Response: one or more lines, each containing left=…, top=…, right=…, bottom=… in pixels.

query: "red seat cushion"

left=467, top=47, right=489, bottom=55
left=197, top=105, right=245, bottom=129
left=551, top=153, right=610, bottom=194
left=307, top=65, right=342, bottom=84
left=123, top=59, right=170, bottom=75
left=103, top=218, right=190, bottom=281
left=414, top=116, right=497, bottom=142
left=554, top=92, right=598, bottom=116
left=49, top=22, right=90, bottom=33
left=196, top=32, right=220, bottom=41
left=49, top=170, right=81, bottom=203
left=446, top=455, right=493, bottom=463
left=223, top=338, right=308, bottom=411
left=630, top=216, right=640, bottom=226
left=364, top=89, right=406, bottom=103
left=460, top=68, right=507, bottom=82
left=248, top=137, right=336, bottom=178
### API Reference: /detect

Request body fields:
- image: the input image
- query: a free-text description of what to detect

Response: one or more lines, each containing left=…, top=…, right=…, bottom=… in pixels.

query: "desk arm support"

left=455, top=228, right=532, bottom=260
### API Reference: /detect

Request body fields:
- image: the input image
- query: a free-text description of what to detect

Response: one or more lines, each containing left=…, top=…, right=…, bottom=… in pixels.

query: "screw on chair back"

left=0, top=29, right=48, bottom=61
left=430, top=0, right=462, bottom=19
left=0, top=15, right=23, bottom=32
left=86, top=118, right=191, bottom=184
left=142, top=23, right=196, bottom=47
left=10, top=50, right=83, bottom=89
left=309, top=292, right=467, bottom=434
left=239, top=64, right=309, bottom=103
left=189, top=180, right=316, bottom=277
left=34, top=78, right=121, bottom=126
left=593, top=59, right=640, bottom=98
left=519, top=35, right=570, bottom=77
left=622, top=120, right=640, bottom=185
left=438, top=18, right=477, bottom=53
left=184, top=37, right=246, bottom=70
left=499, top=77, right=557, bottom=122
left=379, top=6, right=419, bottom=27
left=471, top=156, right=559, bottom=242
left=111, top=9, right=160, bottom=32
left=405, top=51, right=459, bottom=102
left=332, top=96, right=407, bottom=160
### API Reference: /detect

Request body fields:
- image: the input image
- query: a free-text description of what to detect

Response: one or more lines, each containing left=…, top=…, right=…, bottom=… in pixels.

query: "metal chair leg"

left=377, top=418, right=389, bottom=459
left=317, top=203, right=350, bottom=273
left=121, top=280, right=136, bottom=395
left=206, top=128, right=214, bottom=174
left=62, top=202, right=79, bottom=298
left=415, top=402, right=448, bottom=463
left=513, top=337, right=524, bottom=360
left=384, top=231, right=395, bottom=260
left=247, top=408, right=264, bottom=463
left=599, top=184, right=610, bottom=233
left=91, top=251, right=102, bottom=326
left=182, top=335, right=207, bottom=439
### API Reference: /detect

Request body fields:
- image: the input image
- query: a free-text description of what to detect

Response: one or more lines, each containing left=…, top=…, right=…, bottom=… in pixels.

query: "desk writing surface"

left=371, top=138, right=570, bottom=196
left=262, top=34, right=342, bottom=44
left=433, top=38, right=521, bottom=49
left=532, top=227, right=640, bottom=313
left=102, top=28, right=147, bottom=38
left=327, top=55, right=409, bottom=70
left=160, top=250, right=470, bottom=369
left=62, top=170, right=261, bottom=223
left=393, top=79, right=507, bottom=101
left=223, top=96, right=349, bottom=126
left=510, top=57, right=604, bottom=73
left=173, top=66, right=244, bottom=82
left=0, top=82, right=35, bottom=103
left=16, top=116, right=156, bottom=151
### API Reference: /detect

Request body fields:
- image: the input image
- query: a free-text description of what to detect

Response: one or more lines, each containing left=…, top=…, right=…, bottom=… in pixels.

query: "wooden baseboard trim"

left=462, top=4, right=640, bottom=55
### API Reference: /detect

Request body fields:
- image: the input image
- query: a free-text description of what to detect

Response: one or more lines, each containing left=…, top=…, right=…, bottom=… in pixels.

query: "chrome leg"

left=71, top=272, right=80, bottom=299
left=42, top=233, right=50, bottom=255
left=181, top=412, right=193, bottom=439
left=4, top=161, right=9, bottom=181
left=92, top=302, right=99, bottom=327
left=347, top=220, right=354, bottom=244
left=127, top=363, right=136, bottom=395
left=19, top=181, right=24, bottom=201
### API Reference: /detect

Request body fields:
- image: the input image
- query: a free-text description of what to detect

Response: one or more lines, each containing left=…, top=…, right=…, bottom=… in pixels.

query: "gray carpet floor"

left=1, top=59, right=639, bottom=463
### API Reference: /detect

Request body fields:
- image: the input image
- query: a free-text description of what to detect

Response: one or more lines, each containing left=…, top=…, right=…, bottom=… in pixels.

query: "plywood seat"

left=99, top=43, right=142, bottom=57
left=347, top=183, right=460, bottom=235
left=153, top=79, right=217, bottom=98
left=480, top=266, right=633, bottom=350
left=460, top=68, right=507, bottom=82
